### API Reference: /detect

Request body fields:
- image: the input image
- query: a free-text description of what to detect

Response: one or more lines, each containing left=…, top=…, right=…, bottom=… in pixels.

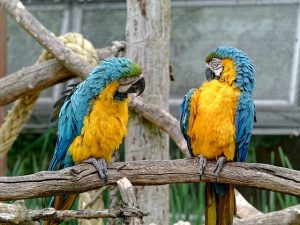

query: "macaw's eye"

left=210, top=58, right=222, bottom=70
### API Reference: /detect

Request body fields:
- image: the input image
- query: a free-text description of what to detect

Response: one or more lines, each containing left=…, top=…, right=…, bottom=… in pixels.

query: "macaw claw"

left=83, top=158, right=108, bottom=183
left=197, top=155, right=207, bottom=179
left=214, top=156, right=226, bottom=180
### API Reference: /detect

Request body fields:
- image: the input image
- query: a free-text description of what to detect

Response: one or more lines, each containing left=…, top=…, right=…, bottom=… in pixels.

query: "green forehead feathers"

left=205, top=52, right=221, bottom=63
left=130, top=63, right=142, bottom=76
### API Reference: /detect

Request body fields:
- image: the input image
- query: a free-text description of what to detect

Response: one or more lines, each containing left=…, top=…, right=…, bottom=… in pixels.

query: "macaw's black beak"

left=126, top=76, right=145, bottom=96
left=206, top=68, right=216, bottom=81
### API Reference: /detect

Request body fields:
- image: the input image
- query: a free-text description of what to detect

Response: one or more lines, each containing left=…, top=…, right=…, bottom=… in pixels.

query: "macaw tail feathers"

left=205, top=183, right=235, bottom=225
left=43, top=194, right=77, bottom=225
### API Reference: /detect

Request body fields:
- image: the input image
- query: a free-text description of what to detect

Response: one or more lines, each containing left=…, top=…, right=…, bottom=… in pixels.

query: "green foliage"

left=244, top=137, right=299, bottom=213
left=7, top=128, right=56, bottom=210
left=169, top=144, right=205, bottom=225
left=7, top=128, right=79, bottom=224
left=170, top=183, right=205, bottom=225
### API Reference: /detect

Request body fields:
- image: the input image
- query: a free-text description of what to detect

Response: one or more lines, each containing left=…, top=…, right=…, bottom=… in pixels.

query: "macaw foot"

left=197, top=155, right=207, bottom=179
left=214, top=156, right=226, bottom=180
left=83, top=158, right=108, bottom=183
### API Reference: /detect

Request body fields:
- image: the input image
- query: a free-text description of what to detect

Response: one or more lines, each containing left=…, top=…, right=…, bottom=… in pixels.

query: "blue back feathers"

left=49, top=57, right=141, bottom=170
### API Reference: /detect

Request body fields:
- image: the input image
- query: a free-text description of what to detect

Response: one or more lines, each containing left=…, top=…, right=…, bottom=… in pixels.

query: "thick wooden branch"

left=0, top=47, right=116, bottom=106
left=234, top=204, right=300, bottom=225
left=0, top=159, right=299, bottom=201
left=0, top=0, right=92, bottom=78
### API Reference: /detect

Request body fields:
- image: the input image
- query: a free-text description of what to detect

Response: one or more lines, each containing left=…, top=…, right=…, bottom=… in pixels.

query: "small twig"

left=117, top=164, right=128, bottom=171
left=117, top=178, right=147, bottom=225
left=0, top=201, right=122, bottom=224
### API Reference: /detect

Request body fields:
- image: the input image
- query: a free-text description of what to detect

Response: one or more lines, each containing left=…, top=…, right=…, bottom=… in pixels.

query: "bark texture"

left=126, top=1, right=171, bottom=224
left=0, top=159, right=299, bottom=201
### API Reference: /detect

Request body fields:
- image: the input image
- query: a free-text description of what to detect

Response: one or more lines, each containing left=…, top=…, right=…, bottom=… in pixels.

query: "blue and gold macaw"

left=45, top=57, right=145, bottom=225
left=180, top=47, right=256, bottom=225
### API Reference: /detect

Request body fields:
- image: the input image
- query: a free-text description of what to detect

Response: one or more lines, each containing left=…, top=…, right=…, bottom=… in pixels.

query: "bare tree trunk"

left=125, top=1, right=171, bottom=224
left=0, top=6, right=7, bottom=176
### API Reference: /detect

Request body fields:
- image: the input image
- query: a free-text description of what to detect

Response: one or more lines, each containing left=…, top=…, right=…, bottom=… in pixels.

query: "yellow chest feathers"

left=188, top=80, right=240, bottom=160
left=68, top=82, right=129, bottom=163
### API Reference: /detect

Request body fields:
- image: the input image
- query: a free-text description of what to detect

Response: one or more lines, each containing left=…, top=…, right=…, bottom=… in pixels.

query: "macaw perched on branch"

left=180, top=47, right=256, bottom=225
left=45, top=57, right=145, bottom=225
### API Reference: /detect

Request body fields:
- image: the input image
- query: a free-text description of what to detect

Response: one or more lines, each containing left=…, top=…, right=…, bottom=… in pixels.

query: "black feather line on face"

left=114, top=91, right=128, bottom=102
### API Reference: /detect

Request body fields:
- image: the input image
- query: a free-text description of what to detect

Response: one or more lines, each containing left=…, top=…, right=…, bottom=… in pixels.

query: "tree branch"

left=0, top=159, right=299, bottom=201
left=129, top=96, right=190, bottom=157
left=0, top=201, right=121, bottom=224
left=234, top=189, right=263, bottom=218
left=234, top=204, right=300, bottom=225
left=0, top=47, right=116, bottom=106
left=1, top=202, right=300, bottom=225
left=0, top=0, right=92, bottom=77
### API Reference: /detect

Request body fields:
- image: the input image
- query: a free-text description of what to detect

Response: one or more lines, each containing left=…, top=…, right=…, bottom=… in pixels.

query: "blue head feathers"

left=206, top=47, right=255, bottom=93
left=88, top=57, right=142, bottom=82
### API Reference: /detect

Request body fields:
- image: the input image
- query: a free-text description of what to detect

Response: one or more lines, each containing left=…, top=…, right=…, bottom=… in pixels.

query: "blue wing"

left=179, top=88, right=196, bottom=157
left=235, top=93, right=255, bottom=162
left=48, top=81, right=95, bottom=170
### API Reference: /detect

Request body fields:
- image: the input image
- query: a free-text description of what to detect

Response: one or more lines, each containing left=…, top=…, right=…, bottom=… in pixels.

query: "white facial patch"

left=117, top=84, right=131, bottom=93
left=214, top=67, right=223, bottom=77
left=207, top=58, right=223, bottom=77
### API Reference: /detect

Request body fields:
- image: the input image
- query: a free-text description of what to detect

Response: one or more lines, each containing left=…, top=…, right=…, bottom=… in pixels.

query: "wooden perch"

left=0, top=0, right=92, bottom=77
left=0, top=159, right=299, bottom=201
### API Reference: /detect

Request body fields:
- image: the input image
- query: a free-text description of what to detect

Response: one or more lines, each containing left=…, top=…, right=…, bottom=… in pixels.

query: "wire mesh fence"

left=6, top=0, right=300, bottom=134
